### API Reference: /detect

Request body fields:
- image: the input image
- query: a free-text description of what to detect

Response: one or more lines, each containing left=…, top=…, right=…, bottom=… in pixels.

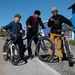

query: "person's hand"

left=69, top=27, right=73, bottom=30
left=39, top=26, right=42, bottom=29
left=2, top=29, right=6, bottom=32
left=50, top=18, right=54, bottom=21
left=20, top=30, right=23, bottom=33
left=28, top=25, right=32, bottom=28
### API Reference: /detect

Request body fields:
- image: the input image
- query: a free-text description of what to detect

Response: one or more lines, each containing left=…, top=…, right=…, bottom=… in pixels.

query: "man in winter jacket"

left=48, top=7, right=73, bottom=62
left=26, top=10, right=44, bottom=59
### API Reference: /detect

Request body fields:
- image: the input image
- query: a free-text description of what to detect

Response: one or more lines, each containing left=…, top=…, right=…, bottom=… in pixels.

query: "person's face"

left=14, top=17, right=20, bottom=23
left=52, top=11, right=58, bottom=16
left=34, top=14, right=39, bottom=18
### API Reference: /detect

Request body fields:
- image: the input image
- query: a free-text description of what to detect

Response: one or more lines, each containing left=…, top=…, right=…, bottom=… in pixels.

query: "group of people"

left=2, top=7, right=73, bottom=62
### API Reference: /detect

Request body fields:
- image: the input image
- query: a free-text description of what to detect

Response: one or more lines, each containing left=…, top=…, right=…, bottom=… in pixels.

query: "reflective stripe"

left=3, top=52, right=7, bottom=55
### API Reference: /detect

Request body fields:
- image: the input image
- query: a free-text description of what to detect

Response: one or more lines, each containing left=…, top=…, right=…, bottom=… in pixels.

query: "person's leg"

left=56, top=34, right=62, bottom=62
left=18, top=42, right=24, bottom=58
left=27, top=32, right=33, bottom=57
left=34, top=36, right=38, bottom=45
left=50, top=33, right=55, bottom=56
left=14, top=39, right=22, bottom=58
left=33, top=36, right=38, bottom=56
left=17, top=38, right=25, bottom=59
left=16, top=37, right=27, bottom=62
left=27, top=37, right=32, bottom=56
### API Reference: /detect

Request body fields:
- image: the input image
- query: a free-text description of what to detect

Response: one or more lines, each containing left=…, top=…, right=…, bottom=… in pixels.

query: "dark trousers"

left=14, top=37, right=25, bottom=59
left=27, top=34, right=38, bottom=56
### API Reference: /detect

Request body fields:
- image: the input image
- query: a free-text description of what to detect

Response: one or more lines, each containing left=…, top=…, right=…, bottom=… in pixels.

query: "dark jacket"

left=48, top=14, right=73, bottom=34
left=26, top=16, right=44, bottom=35
left=3, top=21, right=23, bottom=38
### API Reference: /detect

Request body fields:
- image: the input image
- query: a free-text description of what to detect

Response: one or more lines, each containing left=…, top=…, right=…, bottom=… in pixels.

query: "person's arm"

left=61, top=15, right=73, bottom=29
left=19, top=23, right=23, bottom=33
left=26, top=16, right=32, bottom=28
left=2, top=22, right=12, bottom=32
left=3, top=22, right=12, bottom=30
left=48, top=17, right=54, bottom=27
left=39, top=18, right=44, bottom=29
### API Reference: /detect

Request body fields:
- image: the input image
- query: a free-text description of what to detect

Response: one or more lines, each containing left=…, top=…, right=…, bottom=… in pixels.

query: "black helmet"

left=34, top=10, right=41, bottom=15
left=14, top=14, right=21, bottom=19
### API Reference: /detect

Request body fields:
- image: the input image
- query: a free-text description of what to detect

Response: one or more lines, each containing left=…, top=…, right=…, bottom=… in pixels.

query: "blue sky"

left=0, top=0, right=75, bottom=28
